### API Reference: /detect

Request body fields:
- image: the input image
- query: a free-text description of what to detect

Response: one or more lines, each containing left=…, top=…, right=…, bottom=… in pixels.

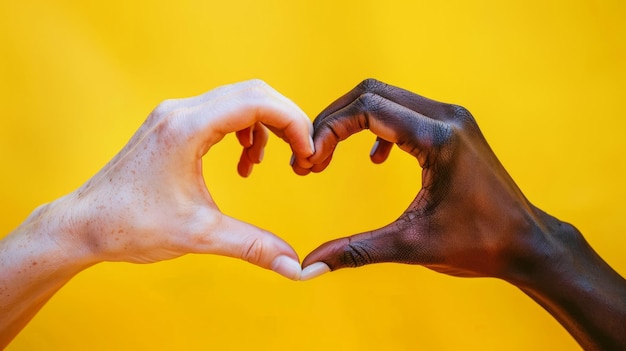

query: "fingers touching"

left=131, top=79, right=464, bottom=280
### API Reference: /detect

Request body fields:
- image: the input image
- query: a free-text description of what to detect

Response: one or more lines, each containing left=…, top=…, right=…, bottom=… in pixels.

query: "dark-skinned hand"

left=296, top=79, right=626, bottom=350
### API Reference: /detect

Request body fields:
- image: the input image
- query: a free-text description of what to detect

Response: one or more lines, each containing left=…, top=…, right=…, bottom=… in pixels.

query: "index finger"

left=184, top=79, right=315, bottom=159
left=307, top=79, right=458, bottom=172
left=314, top=79, right=457, bottom=131
left=309, top=92, right=453, bottom=170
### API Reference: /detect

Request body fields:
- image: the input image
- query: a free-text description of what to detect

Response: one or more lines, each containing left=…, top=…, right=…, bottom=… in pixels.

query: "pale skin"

left=0, top=79, right=315, bottom=348
left=296, top=79, right=626, bottom=350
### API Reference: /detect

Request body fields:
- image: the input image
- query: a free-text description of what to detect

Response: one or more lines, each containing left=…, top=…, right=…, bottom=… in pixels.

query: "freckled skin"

left=298, top=79, right=626, bottom=350
left=0, top=80, right=314, bottom=348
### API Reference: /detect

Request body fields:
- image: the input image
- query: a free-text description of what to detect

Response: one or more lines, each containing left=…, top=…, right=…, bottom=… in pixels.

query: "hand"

left=297, top=79, right=626, bottom=350
left=65, top=79, right=314, bottom=278
left=297, top=78, right=560, bottom=281
left=1, top=80, right=315, bottom=347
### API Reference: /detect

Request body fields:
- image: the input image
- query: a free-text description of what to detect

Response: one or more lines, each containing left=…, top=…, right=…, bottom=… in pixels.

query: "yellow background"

left=1, top=0, right=624, bottom=349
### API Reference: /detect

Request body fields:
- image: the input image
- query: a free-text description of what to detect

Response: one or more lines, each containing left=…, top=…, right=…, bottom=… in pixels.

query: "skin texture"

left=0, top=80, right=314, bottom=348
left=297, top=79, right=626, bottom=350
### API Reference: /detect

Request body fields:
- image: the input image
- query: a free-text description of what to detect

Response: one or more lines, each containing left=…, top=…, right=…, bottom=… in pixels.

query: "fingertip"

left=310, top=157, right=332, bottom=173
left=306, top=131, right=327, bottom=162
left=290, top=153, right=313, bottom=169
left=271, top=255, right=302, bottom=280
left=290, top=138, right=315, bottom=161
left=292, top=163, right=311, bottom=176
left=290, top=154, right=313, bottom=174
left=370, top=138, right=393, bottom=164
left=245, top=145, right=264, bottom=164
left=307, top=149, right=326, bottom=165
left=258, top=147, right=264, bottom=163
left=238, top=165, right=253, bottom=178
left=308, top=151, right=333, bottom=173
left=300, top=262, right=331, bottom=281
left=370, top=152, right=386, bottom=164
left=237, top=155, right=253, bottom=178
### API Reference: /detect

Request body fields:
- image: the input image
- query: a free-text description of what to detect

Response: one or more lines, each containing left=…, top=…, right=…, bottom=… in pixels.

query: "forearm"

left=0, top=198, right=94, bottom=348
left=512, top=219, right=626, bottom=350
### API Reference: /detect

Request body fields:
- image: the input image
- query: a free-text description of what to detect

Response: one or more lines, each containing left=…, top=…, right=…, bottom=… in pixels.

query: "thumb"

left=301, top=222, right=418, bottom=280
left=209, top=214, right=302, bottom=280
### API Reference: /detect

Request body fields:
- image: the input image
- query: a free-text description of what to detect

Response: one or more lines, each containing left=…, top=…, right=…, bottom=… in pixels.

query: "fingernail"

left=289, top=154, right=295, bottom=166
left=309, top=136, right=315, bottom=154
left=370, top=140, right=380, bottom=157
left=249, top=127, right=254, bottom=144
left=258, top=148, right=264, bottom=163
left=271, top=255, right=302, bottom=280
left=300, top=262, right=330, bottom=281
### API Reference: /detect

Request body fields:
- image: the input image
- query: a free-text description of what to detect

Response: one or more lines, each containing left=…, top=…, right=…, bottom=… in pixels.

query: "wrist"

left=0, top=195, right=97, bottom=345
left=23, top=194, right=100, bottom=272
left=501, top=208, right=626, bottom=350
left=500, top=207, right=580, bottom=289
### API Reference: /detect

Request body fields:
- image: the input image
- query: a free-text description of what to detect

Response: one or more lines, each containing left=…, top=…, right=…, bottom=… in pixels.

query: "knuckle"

left=148, top=100, right=189, bottom=145
left=356, top=92, right=385, bottom=113
left=358, top=78, right=384, bottom=92
left=243, top=79, right=271, bottom=95
left=235, top=79, right=273, bottom=106
left=148, top=99, right=177, bottom=125
left=449, top=104, right=478, bottom=129
left=153, top=109, right=185, bottom=145
left=451, top=104, right=470, bottom=119
left=245, top=78, right=270, bottom=88
left=152, top=99, right=176, bottom=118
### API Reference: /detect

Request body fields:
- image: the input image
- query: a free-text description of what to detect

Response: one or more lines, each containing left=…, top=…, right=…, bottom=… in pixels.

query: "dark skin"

left=294, top=79, right=626, bottom=350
